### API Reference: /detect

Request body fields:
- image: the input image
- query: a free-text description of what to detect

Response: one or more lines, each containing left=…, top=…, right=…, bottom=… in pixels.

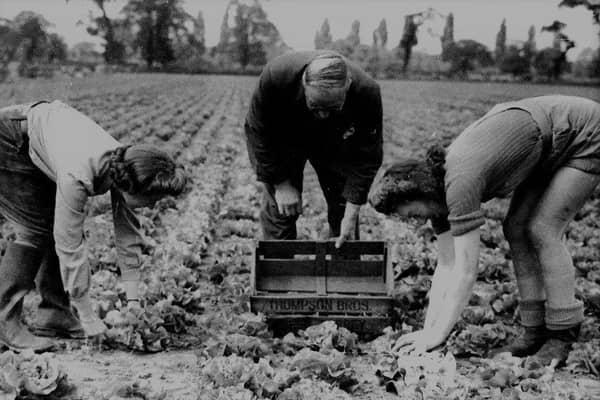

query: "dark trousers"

left=260, top=158, right=359, bottom=240
left=0, top=111, right=70, bottom=311
left=0, top=110, right=55, bottom=247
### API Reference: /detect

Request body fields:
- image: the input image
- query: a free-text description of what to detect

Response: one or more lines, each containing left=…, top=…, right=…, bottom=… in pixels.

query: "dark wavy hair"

left=109, top=144, right=187, bottom=196
left=368, top=144, right=447, bottom=215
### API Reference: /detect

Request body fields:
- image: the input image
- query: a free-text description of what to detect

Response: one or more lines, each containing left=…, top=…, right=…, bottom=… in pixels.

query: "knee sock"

left=545, top=300, right=584, bottom=331
left=520, top=299, right=545, bottom=327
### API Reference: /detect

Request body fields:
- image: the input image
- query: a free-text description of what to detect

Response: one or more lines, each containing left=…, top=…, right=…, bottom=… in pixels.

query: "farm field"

left=0, top=74, right=599, bottom=399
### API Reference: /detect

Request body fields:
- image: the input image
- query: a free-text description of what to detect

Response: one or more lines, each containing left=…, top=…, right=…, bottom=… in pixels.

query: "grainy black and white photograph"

left=0, top=0, right=599, bottom=399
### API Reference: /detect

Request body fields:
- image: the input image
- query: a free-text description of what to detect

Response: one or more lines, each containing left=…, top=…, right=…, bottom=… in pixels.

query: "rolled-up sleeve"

left=342, top=85, right=384, bottom=205
left=53, top=176, right=91, bottom=299
left=110, top=189, right=144, bottom=282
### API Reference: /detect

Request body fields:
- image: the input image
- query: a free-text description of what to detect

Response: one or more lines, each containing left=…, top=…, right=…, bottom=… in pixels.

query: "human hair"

left=303, top=52, right=351, bottom=89
left=109, top=144, right=187, bottom=196
left=369, top=144, right=447, bottom=214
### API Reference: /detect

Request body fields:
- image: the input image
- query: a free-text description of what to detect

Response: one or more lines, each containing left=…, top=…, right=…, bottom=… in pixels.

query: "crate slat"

left=326, top=241, right=386, bottom=255
left=326, top=277, right=387, bottom=294
left=257, top=259, right=315, bottom=275
left=257, top=240, right=386, bottom=257
left=256, top=276, right=317, bottom=292
left=257, top=241, right=317, bottom=257
left=327, top=260, right=384, bottom=277
left=258, top=260, right=385, bottom=277
left=316, top=241, right=327, bottom=295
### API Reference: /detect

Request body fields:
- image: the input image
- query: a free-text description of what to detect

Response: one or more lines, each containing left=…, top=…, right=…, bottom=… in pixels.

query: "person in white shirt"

left=0, top=100, right=187, bottom=352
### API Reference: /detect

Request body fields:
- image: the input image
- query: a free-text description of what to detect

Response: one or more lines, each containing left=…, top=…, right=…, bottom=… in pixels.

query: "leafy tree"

left=233, top=3, right=265, bottom=68
left=399, top=14, right=421, bottom=73
left=559, top=0, right=600, bottom=24
left=535, top=20, right=575, bottom=80
left=315, top=19, right=333, bottom=50
left=499, top=44, right=530, bottom=76
left=0, top=19, right=22, bottom=68
left=365, top=20, right=388, bottom=78
left=572, top=47, right=600, bottom=77
left=124, top=0, right=191, bottom=68
left=216, top=0, right=285, bottom=70
left=533, top=48, right=568, bottom=80
left=346, top=20, right=360, bottom=48
left=542, top=20, right=568, bottom=49
left=171, top=10, right=205, bottom=66
left=66, top=0, right=125, bottom=64
left=440, top=13, right=454, bottom=61
left=591, top=50, right=600, bottom=78
left=69, top=41, right=102, bottom=63
left=559, top=0, right=600, bottom=77
left=495, top=18, right=507, bottom=65
left=523, top=25, right=536, bottom=62
left=373, top=19, right=387, bottom=49
left=14, top=11, right=50, bottom=64
left=445, top=39, right=494, bottom=77
left=193, top=11, right=206, bottom=56
left=329, top=20, right=361, bottom=59
left=398, top=9, right=439, bottom=73
left=47, top=33, right=68, bottom=63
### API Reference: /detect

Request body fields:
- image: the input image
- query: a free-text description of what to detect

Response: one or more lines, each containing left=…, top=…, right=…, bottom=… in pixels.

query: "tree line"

left=0, top=0, right=598, bottom=81
left=314, top=4, right=598, bottom=81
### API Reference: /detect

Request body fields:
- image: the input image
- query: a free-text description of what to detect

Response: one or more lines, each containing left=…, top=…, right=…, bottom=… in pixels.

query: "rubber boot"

left=528, top=324, right=580, bottom=368
left=30, top=249, right=84, bottom=339
left=489, top=325, right=547, bottom=358
left=0, top=242, right=54, bottom=352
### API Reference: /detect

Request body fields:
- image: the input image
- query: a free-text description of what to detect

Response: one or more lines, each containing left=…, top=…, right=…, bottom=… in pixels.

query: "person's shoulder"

left=347, top=60, right=380, bottom=96
left=520, top=95, right=600, bottom=117
left=264, top=51, right=319, bottom=82
left=517, top=95, right=598, bottom=107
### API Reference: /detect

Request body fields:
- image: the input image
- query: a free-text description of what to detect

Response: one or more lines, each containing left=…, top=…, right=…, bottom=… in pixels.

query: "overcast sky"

left=2, top=0, right=598, bottom=60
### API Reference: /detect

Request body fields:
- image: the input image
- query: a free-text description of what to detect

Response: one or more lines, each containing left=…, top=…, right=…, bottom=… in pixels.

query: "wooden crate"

left=250, top=240, right=394, bottom=337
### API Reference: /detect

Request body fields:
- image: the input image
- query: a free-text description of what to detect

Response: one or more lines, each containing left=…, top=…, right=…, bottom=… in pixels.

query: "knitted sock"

left=519, top=299, right=546, bottom=327
left=545, top=300, right=584, bottom=331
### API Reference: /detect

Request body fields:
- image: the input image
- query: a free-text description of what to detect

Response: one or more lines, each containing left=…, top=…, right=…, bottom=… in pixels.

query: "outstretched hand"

left=393, top=330, right=445, bottom=355
left=335, top=202, right=360, bottom=248
left=274, top=181, right=302, bottom=217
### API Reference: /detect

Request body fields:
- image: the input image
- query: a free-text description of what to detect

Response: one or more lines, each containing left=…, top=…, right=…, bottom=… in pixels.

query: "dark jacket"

left=244, top=50, right=383, bottom=205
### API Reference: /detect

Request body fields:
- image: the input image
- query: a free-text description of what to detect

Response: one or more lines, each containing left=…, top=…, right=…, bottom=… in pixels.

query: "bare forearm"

left=345, top=201, right=361, bottom=216
left=423, top=265, right=451, bottom=330
left=429, top=271, right=477, bottom=339
left=428, top=229, right=480, bottom=341
left=425, top=232, right=455, bottom=330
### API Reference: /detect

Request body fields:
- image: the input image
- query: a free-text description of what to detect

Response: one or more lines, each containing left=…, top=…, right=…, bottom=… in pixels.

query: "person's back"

left=27, top=100, right=118, bottom=187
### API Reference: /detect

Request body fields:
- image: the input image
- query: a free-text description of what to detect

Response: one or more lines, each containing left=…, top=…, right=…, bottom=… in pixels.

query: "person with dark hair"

left=369, top=95, right=600, bottom=366
left=245, top=51, right=383, bottom=246
left=0, top=100, right=187, bottom=351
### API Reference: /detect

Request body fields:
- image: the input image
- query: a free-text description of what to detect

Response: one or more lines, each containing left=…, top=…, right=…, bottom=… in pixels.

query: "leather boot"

left=30, top=248, right=84, bottom=339
left=489, top=325, right=547, bottom=358
left=527, top=324, right=580, bottom=368
left=0, top=242, right=54, bottom=352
